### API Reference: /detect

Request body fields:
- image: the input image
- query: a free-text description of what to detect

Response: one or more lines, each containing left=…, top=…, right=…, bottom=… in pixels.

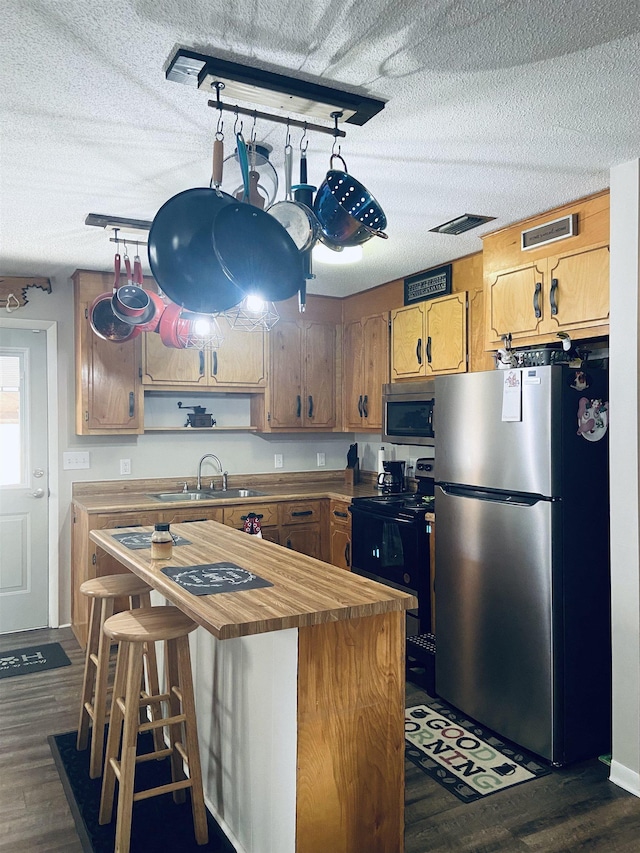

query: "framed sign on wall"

left=404, top=264, right=452, bottom=306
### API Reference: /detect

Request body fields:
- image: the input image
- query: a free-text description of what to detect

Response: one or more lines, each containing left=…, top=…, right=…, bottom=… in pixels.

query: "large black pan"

left=212, top=134, right=304, bottom=302
left=147, top=141, right=246, bottom=314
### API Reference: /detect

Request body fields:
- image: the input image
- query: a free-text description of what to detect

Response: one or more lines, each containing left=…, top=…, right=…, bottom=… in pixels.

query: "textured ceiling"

left=1, top=0, right=639, bottom=298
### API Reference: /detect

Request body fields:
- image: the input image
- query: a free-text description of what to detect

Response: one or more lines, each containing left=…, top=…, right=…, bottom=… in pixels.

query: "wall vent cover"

left=429, top=214, right=496, bottom=235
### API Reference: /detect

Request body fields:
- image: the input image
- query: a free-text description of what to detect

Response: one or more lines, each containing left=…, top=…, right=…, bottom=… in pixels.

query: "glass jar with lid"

left=150, top=523, right=173, bottom=560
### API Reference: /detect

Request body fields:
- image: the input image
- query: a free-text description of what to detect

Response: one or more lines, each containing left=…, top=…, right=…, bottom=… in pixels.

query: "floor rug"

left=406, top=700, right=552, bottom=803
left=0, top=642, right=71, bottom=679
left=49, top=731, right=235, bottom=853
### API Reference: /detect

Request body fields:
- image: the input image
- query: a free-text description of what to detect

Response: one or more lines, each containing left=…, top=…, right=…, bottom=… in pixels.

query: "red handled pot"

left=89, top=253, right=141, bottom=342
left=158, top=301, right=188, bottom=349
left=112, top=252, right=164, bottom=332
left=313, top=154, right=388, bottom=247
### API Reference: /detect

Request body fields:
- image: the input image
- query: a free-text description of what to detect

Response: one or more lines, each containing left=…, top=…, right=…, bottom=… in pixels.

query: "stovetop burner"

left=351, top=490, right=435, bottom=518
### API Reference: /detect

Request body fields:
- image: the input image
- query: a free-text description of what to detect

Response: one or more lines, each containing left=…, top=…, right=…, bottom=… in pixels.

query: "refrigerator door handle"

left=437, top=482, right=551, bottom=507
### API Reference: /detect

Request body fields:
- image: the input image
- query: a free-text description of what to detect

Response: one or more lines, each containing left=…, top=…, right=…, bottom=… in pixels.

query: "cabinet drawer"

left=161, top=506, right=223, bottom=525
left=279, top=500, right=322, bottom=525
left=330, top=500, right=351, bottom=524
left=223, top=503, right=279, bottom=529
left=96, top=511, right=161, bottom=529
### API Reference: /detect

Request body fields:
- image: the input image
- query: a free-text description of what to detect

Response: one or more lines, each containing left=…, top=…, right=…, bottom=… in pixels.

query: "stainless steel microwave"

left=382, top=380, right=435, bottom=446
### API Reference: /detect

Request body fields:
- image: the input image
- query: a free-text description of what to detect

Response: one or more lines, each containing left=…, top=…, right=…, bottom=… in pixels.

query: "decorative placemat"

left=112, top=530, right=191, bottom=549
left=406, top=701, right=551, bottom=803
left=161, top=563, right=273, bottom=595
left=0, top=642, right=71, bottom=679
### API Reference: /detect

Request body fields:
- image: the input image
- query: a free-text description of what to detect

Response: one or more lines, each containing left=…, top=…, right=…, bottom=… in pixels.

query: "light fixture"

left=166, top=49, right=385, bottom=127
left=175, top=312, right=225, bottom=350
left=223, top=295, right=280, bottom=332
left=312, top=243, right=363, bottom=265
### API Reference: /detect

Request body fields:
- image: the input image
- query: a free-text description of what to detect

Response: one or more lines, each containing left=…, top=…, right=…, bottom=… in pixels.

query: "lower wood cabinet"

left=73, top=497, right=330, bottom=647
left=329, top=499, right=352, bottom=570
left=279, top=500, right=325, bottom=561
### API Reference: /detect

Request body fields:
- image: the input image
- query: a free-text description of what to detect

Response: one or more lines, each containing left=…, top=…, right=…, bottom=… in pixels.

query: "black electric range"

left=350, top=490, right=434, bottom=519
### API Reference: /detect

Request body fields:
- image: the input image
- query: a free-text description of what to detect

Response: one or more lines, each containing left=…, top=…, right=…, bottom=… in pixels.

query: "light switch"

left=63, top=451, right=90, bottom=470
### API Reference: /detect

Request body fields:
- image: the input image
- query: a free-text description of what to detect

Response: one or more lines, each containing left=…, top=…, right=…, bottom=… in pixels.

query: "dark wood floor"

left=2, top=627, right=640, bottom=852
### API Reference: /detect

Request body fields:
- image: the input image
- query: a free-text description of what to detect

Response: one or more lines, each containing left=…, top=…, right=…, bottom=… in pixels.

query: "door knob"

left=30, top=488, right=45, bottom=498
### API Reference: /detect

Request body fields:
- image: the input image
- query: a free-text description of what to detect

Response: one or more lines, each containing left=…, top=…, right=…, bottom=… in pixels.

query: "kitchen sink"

left=148, top=488, right=266, bottom=502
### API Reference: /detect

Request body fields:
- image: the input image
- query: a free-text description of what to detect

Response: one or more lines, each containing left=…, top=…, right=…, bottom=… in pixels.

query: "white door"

left=0, top=328, right=49, bottom=632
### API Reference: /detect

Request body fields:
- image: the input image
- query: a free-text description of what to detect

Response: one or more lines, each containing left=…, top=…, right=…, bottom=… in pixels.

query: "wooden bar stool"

left=98, top=606, right=208, bottom=853
left=77, top=574, right=161, bottom=779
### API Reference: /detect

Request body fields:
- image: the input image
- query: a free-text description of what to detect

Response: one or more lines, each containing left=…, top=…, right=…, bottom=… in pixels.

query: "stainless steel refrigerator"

left=434, top=365, right=610, bottom=765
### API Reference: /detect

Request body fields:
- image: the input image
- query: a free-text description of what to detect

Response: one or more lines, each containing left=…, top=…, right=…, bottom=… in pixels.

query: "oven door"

left=349, top=504, right=431, bottom=633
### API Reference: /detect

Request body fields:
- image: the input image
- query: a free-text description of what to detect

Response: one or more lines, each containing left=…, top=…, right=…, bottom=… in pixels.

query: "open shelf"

left=143, top=426, right=258, bottom=433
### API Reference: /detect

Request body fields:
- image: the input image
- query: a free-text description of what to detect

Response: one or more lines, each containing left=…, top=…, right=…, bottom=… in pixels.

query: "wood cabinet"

left=142, top=316, right=267, bottom=389
left=223, top=502, right=280, bottom=544
left=343, top=313, right=389, bottom=431
left=391, top=292, right=467, bottom=379
left=266, top=319, right=337, bottom=430
left=279, top=499, right=325, bottom=560
left=73, top=270, right=143, bottom=434
left=329, top=499, right=351, bottom=570
left=483, top=191, right=610, bottom=348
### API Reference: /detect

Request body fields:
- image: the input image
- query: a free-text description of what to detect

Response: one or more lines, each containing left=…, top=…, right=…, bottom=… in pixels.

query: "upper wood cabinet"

left=73, top=270, right=143, bottom=435
left=343, top=313, right=389, bottom=431
left=267, top=319, right=337, bottom=430
left=142, top=316, right=267, bottom=389
left=391, top=292, right=467, bottom=380
left=483, top=191, right=609, bottom=348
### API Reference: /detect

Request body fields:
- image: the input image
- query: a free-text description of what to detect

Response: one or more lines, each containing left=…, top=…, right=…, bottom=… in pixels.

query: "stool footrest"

left=135, top=747, right=172, bottom=764
left=133, top=777, right=192, bottom=803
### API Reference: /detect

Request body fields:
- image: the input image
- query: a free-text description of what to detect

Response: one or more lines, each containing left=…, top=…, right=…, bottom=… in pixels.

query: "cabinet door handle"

left=416, top=338, right=422, bottom=365
left=128, top=392, right=135, bottom=418
left=357, top=395, right=363, bottom=417
left=296, top=395, right=301, bottom=418
left=291, top=510, right=313, bottom=517
left=199, top=351, right=205, bottom=376
left=533, top=281, right=542, bottom=319
left=345, top=541, right=351, bottom=567
left=333, top=510, right=348, bottom=519
left=286, top=538, right=292, bottom=549
left=212, top=351, right=218, bottom=376
left=426, top=336, right=432, bottom=364
left=549, top=278, right=559, bottom=316
left=308, top=395, right=313, bottom=418
left=362, top=394, right=368, bottom=418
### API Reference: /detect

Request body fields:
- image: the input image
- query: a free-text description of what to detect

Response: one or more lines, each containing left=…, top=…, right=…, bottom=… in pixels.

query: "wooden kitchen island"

left=90, top=519, right=416, bottom=853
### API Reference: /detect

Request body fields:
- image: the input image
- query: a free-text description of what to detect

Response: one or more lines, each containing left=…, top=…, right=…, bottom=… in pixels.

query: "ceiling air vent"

left=429, top=214, right=496, bottom=235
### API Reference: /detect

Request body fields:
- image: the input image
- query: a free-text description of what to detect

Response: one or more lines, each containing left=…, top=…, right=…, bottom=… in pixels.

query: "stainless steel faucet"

left=196, top=454, right=227, bottom=491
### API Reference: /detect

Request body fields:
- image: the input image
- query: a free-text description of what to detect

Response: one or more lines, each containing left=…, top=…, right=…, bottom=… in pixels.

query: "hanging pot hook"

left=330, top=111, right=343, bottom=157
left=285, top=119, right=291, bottom=150
left=212, top=80, right=225, bottom=139
left=300, top=122, right=308, bottom=154
left=233, top=110, right=242, bottom=137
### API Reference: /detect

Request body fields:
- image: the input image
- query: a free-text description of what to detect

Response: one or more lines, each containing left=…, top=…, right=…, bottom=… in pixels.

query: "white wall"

left=4, top=280, right=353, bottom=625
left=609, top=159, right=640, bottom=795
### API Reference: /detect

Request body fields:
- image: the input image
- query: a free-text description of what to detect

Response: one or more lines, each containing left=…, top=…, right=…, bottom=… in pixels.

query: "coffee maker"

left=377, top=460, right=406, bottom=493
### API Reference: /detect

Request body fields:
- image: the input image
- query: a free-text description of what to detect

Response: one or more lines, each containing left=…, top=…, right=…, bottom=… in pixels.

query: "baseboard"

left=609, top=759, right=640, bottom=797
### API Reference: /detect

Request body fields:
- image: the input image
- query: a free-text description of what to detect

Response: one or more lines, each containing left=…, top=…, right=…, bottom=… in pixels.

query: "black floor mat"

left=0, top=642, right=71, bottom=679
left=49, top=730, right=235, bottom=853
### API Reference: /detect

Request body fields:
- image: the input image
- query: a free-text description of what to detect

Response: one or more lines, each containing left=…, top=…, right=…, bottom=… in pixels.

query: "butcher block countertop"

left=90, top=519, right=417, bottom=640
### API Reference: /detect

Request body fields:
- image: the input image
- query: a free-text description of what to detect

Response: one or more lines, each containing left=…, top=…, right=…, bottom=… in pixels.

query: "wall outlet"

left=316, top=452, right=326, bottom=467
left=408, top=457, right=417, bottom=473
left=274, top=453, right=284, bottom=469
left=120, top=458, right=131, bottom=476
left=63, top=451, right=90, bottom=470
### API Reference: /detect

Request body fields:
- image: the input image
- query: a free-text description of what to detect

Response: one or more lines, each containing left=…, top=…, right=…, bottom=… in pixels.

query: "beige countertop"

left=90, top=520, right=417, bottom=639
left=72, top=474, right=381, bottom=513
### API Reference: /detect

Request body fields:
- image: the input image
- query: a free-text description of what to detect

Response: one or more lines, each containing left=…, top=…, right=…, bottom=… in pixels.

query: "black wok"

left=212, top=133, right=304, bottom=302
left=147, top=143, right=246, bottom=314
